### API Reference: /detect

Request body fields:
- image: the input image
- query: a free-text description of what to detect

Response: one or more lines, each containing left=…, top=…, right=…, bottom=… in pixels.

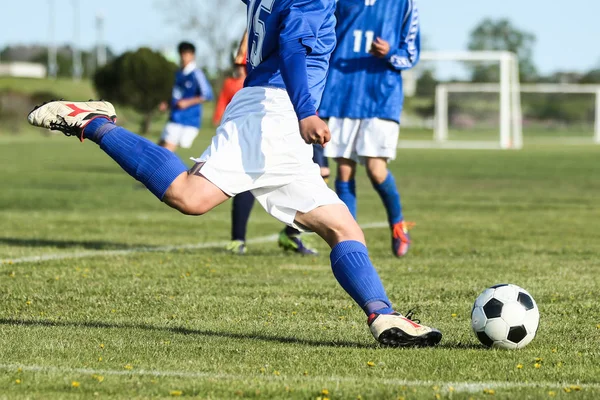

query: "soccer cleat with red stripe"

left=392, top=220, right=413, bottom=257
left=27, top=100, right=117, bottom=141
left=368, top=311, right=442, bottom=347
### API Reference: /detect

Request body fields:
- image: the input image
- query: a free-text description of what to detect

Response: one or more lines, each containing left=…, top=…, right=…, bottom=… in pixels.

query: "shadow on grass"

left=438, top=341, right=484, bottom=350
left=0, top=238, right=139, bottom=250
left=0, top=318, right=375, bottom=349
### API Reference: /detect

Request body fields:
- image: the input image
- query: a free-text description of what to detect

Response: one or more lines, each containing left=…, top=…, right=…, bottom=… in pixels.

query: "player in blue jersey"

left=219, top=32, right=321, bottom=256
left=319, top=0, right=420, bottom=258
left=27, top=0, right=441, bottom=347
left=159, top=42, right=214, bottom=152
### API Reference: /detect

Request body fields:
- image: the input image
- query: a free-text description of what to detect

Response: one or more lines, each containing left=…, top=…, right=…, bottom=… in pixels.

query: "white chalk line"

left=0, top=363, right=598, bottom=393
left=0, top=222, right=389, bottom=265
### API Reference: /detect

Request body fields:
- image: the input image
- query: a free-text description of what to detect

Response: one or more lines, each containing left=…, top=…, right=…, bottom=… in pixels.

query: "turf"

left=1, top=126, right=599, bottom=399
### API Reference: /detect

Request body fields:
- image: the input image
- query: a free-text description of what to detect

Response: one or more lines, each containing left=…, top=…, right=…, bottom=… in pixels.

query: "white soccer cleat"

left=368, top=311, right=442, bottom=347
left=27, top=100, right=117, bottom=141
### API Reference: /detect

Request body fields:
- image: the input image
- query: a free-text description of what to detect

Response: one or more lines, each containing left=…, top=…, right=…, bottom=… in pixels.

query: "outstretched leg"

left=364, top=157, right=410, bottom=258
left=27, top=102, right=229, bottom=215
left=295, top=205, right=441, bottom=347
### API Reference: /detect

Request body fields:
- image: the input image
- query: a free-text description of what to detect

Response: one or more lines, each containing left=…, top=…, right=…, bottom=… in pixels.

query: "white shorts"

left=160, top=122, right=199, bottom=148
left=324, top=117, right=400, bottom=164
left=191, top=87, right=343, bottom=230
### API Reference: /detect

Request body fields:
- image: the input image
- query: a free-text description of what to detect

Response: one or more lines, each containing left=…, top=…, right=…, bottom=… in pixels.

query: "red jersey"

left=213, top=76, right=245, bottom=126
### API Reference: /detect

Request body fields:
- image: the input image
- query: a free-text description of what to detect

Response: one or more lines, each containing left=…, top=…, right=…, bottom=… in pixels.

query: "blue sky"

left=1, top=0, right=598, bottom=74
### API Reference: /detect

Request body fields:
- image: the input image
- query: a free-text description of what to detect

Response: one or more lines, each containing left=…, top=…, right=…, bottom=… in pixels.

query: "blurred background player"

left=319, top=0, right=420, bottom=258
left=159, top=41, right=214, bottom=152
left=217, top=33, right=326, bottom=256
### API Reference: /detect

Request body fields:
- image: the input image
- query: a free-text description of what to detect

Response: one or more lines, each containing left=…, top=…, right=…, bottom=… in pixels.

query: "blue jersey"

left=319, top=0, right=420, bottom=123
left=242, top=0, right=337, bottom=116
left=169, top=63, right=214, bottom=128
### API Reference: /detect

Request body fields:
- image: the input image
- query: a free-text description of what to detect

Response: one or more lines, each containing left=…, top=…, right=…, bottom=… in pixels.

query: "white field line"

left=0, top=222, right=389, bottom=265
left=0, top=363, right=598, bottom=393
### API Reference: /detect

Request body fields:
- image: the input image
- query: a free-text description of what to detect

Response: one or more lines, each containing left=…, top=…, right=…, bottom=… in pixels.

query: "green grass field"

left=1, top=126, right=599, bottom=399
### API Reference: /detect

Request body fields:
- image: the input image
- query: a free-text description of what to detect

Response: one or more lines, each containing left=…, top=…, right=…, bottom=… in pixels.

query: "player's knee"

left=180, top=197, right=212, bottom=216
left=336, top=158, right=356, bottom=181
left=365, top=159, right=388, bottom=184
left=326, top=218, right=365, bottom=246
left=164, top=190, right=209, bottom=216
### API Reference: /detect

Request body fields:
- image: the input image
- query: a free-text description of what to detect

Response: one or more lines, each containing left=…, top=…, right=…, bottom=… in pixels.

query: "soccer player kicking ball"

left=214, top=32, right=321, bottom=256
left=319, top=0, right=420, bottom=258
left=27, top=0, right=441, bottom=347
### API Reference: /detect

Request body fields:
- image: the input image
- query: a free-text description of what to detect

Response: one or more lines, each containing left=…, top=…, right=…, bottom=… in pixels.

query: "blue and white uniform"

left=192, top=0, right=341, bottom=229
left=320, top=0, right=420, bottom=163
left=161, top=62, right=214, bottom=148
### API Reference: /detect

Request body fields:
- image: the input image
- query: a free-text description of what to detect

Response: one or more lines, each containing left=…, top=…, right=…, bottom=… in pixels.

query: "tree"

left=468, top=19, right=537, bottom=82
left=157, top=0, right=246, bottom=73
left=94, top=48, right=178, bottom=134
left=579, top=69, right=600, bottom=84
left=415, top=69, right=438, bottom=97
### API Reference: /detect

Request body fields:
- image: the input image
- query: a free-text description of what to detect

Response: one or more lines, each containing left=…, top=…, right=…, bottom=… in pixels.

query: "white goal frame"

left=399, top=51, right=522, bottom=150
left=437, top=83, right=600, bottom=145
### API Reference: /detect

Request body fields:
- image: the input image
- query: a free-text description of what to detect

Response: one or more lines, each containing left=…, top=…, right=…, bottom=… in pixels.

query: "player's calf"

left=163, top=165, right=229, bottom=216
left=296, top=205, right=441, bottom=347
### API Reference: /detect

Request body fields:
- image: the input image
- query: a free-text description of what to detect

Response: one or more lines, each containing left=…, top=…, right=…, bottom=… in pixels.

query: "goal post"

left=438, top=83, right=600, bottom=145
left=400, top=51, right=523, bottom=150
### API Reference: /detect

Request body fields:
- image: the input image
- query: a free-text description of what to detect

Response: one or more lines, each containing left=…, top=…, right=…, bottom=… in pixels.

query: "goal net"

left=437, top=83, right=600, bottom=146
left=399, top=51, right=523, bottom=150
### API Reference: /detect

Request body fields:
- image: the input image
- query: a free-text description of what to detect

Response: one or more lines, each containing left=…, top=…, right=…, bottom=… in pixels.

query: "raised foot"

left=27, top=100, right=117, bottom=141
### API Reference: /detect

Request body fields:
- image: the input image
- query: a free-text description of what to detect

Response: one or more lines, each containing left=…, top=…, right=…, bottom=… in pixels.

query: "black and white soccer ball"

left=471, top=284, right=539, bottom=349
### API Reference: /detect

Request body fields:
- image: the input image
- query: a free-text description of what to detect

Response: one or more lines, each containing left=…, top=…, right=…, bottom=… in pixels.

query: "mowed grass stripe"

left=1, top=363, right=598, bottom=393
left=0, top=222, right=389, bottom=264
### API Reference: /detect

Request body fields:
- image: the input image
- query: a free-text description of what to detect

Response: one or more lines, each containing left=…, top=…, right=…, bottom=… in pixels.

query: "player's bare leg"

left=295, top=205, right=441, bottom=347
left=158, top=140, right=178, bottom=153
left=364, top=157, right=388, bottom=184
left=163, top=165, right=230, bottom=215
left=295, top=204, right=363, bottom=247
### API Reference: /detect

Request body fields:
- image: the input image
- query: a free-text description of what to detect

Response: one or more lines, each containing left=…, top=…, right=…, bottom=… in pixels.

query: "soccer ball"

left=471, top=284, right=539, bottom=349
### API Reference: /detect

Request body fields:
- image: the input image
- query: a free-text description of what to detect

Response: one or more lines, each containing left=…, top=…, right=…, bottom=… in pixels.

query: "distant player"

left=159, top=42, right=213, bottom=152
left=319, top=0, right=420, bottom=257
left=28, top=0, right=441, bottom=347
left=212, top=36, right=248, bottom=127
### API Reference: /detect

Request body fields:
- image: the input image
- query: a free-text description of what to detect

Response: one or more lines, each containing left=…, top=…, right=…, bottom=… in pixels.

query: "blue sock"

left=372, top=172, right=403, bottom=226
left=330, top=241, right=394, bottom=315
left=335, top=179, right=357, bottom=219
left=231, top=191, right=255, bottom=241
left=83, top=118, right=188, bottom=200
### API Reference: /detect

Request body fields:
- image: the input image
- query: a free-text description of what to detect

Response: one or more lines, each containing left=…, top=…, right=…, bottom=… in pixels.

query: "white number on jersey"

left=353, top=30, right=375, bottom=53
left=365, top=0, right=377, bottom=5
left=247, top=0, right=276, bottom=67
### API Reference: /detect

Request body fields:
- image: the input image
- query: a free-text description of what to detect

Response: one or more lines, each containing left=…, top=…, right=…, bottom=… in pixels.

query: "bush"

left=0, top=90, right=62, bottom=134
left=94, top=48, right=178, bottom=134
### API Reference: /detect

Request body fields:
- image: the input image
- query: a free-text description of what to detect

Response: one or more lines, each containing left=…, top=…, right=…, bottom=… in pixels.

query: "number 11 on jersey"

left=353, top=30, right=374, bottom=53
